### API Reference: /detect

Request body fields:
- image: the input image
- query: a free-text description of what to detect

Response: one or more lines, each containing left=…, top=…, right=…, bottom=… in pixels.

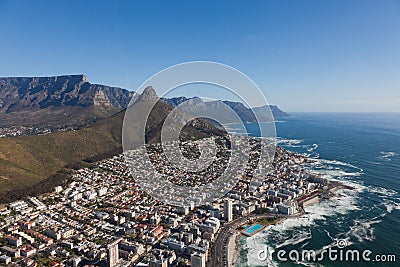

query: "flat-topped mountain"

left=0, top=75, right=136, bottom=127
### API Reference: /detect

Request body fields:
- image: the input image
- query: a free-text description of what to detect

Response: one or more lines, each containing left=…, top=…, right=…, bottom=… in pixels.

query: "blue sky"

left=0, top=0, right=399, bottom=112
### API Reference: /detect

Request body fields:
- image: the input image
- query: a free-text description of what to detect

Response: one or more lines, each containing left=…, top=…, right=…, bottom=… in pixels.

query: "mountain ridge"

left=0, top=74, right=136, bottom=127
left=161, top=96, right=289, bottom=123
left=0, top=87, right=224, bottom=202
left=0, top=75, right=288, bottom=130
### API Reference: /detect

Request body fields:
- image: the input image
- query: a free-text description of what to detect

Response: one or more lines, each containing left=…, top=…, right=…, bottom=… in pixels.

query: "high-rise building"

left=191, top=252, right=206, bottom=267
left=210, top=207, right=220, bottom=219
left=149, top=257, right=168, bottom=267
left=224, top=200, right=233, bottom=222
left=107, top=238, right=122, bottom=267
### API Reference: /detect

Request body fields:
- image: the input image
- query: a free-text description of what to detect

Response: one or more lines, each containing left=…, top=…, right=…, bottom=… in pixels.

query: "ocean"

left=234, top=113, right=400, bottom=267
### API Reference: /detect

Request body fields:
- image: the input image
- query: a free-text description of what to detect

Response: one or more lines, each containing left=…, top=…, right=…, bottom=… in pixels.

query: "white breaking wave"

left=275, top=229, right=312, bottom=249
left=307, top=143, right=319, bottom=152
left=384, top=201, right=400, bottom=213
left=240, top=151, right=368, bottom=266
left=275, top=137, right=321, bottom=158
left=346, top=217, right=383, bottom=242
left=319, top=169, right=361, bottom=178
left=367, top=186, right=399, bottom=197
left=362, top=184, right=400, bottom=215
left=245, top=233, right=277, bottom=267
left=302, top=144, right=320, bottom=158
left=379, top=151, right=398, bottom=161
left=242, top=188, right=360, bottom=266
left=313, top=158, right=364, bottom=173
left=240, top=139, right=400, bottom=266
left=275, top=137, right=304, bottom=146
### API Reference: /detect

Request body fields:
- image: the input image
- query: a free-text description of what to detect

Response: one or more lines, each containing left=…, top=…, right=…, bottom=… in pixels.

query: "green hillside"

left=0, top=94, right=224, bottom=202
left=0, top=110, right=124, bottom=197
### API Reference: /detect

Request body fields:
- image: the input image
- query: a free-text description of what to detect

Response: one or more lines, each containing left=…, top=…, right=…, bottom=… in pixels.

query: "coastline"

left=226, top=181, right=347, bottom=266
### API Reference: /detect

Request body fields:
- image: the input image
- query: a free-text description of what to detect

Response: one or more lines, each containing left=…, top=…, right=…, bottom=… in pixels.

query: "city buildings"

left=191, top=252, right=206, bottom=267
left=0, top=137, right=329, bottom=266
left=107, top=238, right=122, bottom=267
left=224, top=200, right=233, bottom=222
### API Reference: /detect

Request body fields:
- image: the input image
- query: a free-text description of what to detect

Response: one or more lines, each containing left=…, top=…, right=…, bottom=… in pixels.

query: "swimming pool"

left=243, top=223, right=264, bottom=235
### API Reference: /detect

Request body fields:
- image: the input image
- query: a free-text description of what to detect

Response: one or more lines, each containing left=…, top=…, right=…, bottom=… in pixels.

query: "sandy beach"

left=227, top=231, right=240, bottom=267
left=302, top=195, right=321, bottom=207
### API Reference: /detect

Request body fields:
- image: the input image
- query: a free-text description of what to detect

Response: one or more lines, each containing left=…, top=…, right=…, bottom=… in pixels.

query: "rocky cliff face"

left=0, top=75, right=135, bottom=112
left=0, top=75, right=136, bottom=127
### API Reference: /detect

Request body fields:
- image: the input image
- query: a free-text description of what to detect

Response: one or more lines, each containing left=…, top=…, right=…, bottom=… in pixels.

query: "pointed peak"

left=142, top=86, right=157, bottom=96
left=138, top=86, right=159, bottom=102
left=80, top=74, right=88, bottom=82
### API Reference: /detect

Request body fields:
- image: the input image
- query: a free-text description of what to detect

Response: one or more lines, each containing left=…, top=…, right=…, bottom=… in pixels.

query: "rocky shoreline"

left=226, top=180, right=350, bottom=266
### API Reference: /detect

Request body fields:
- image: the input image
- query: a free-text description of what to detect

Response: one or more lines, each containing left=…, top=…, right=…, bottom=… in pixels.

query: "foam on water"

left=307, top=144, right=318, bottom=152
left=366, top=186, right=398, bottom=197
left=275, top=137, right=322, bottom=158
left=275, top=137, right=304, bottom=146
left=241, top=187, right=361, bottom=266
left=376, top=190, right=400, bottom=214
left=320, top=169, right=361, bottom=178
left=312, top=158, right=364, bottom=173
left=239, top=151, right=371, bottom=266
left=379, top=151, right=398, bottom=161
left=346, top=217, right=383, bottom=242
left=275, top=229, right=312, bottom=248
left=385, top=202, right=400, bottom=213
left=245, top=233, right=277, bottom=266
left=310, top=158, right=399, bottom=244
left=238, top=123, right=399, bottom=266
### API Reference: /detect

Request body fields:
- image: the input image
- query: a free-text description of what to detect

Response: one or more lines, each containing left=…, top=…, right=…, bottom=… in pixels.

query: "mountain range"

left=0, top=74, right=288, bottom=202
left=0, top=75, right=287, bottom=129
left=162, top=97, right=289, bottom=123
left=0, top=86, right=224, bottom=202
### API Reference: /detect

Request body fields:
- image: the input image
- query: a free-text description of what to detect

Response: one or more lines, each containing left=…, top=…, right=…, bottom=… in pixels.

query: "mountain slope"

left=252, top=104, right=289, bottom=121
left=0, top=75, right=136, bottom=127
left=0, top=87, right=224, bottom=201
left=0, top=110, right=124, bottom=195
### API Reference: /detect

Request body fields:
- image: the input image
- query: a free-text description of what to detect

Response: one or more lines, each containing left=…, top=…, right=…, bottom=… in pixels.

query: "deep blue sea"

left=234, top=113, right=400, bottom=267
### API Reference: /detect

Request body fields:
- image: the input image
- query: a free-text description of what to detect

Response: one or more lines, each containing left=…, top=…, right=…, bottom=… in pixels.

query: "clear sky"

left=1, top=0, right=399, bottom=112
